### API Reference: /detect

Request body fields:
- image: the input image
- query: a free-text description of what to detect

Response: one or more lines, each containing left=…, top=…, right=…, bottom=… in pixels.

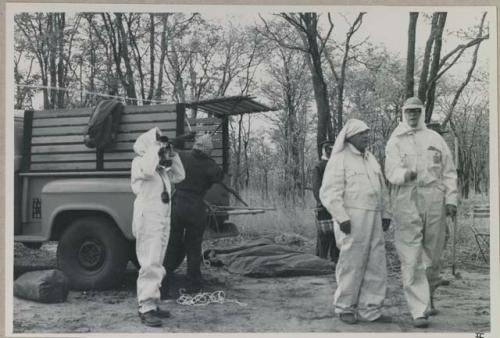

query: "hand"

left=446, top=204, right=457, bottom=218
left=339, top=220, right=351, bottom=235
left=404, top=170, right=417, bottom=182
left=382, top=218, right=391, bottom=232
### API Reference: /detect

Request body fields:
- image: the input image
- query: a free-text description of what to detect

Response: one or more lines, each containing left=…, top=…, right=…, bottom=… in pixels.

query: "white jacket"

left=320, top=143, right=391, bottom=224
left=385, top=118, right=457, bottom=206
left=131, top=127, right=185, bottom=236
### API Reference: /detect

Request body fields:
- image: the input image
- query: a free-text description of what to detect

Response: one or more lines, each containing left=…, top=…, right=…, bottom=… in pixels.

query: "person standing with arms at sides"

left=385, top=97, right=457, bottom=328
left=131, top=127, right=185, bottom=327
left=312, top=141, right=339, bottom=263
left=320, top=119, right=392, bottom=325
left=164, top=134, right=224, bottom=295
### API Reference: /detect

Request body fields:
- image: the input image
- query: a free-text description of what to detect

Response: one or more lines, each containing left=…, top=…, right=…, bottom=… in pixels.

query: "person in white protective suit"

left=385, top=97, right=457, bottom=328
left=131, top=127, right=185, bottom=327
left=320, top=119, right=392, bottom=325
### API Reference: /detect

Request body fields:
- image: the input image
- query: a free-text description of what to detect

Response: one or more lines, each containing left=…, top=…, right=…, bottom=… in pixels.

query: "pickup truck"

left=14, top=97, right=273, bottom=290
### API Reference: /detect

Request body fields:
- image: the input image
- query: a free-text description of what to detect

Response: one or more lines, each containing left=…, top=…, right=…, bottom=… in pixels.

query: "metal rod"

left=452, top=214, right=457, bottom=275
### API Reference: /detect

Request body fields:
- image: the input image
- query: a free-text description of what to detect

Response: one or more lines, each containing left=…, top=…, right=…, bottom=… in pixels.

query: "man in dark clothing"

left=312, top=141, right=339, bottom=263
left=163, top=134, right=224, bottom=294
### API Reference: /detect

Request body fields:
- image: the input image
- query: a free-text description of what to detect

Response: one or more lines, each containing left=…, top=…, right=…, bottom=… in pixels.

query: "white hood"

left=133, top=127, right=161, bottom=156
left=393, top=97, right=427, bottom=137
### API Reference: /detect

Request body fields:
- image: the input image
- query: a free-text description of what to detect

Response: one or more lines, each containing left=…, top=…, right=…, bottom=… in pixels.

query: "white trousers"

left=333, top=208, right=387, bottom=321
left=392, top=185, right=446, bottom=319
left=135, top=213, right=170, bottom=314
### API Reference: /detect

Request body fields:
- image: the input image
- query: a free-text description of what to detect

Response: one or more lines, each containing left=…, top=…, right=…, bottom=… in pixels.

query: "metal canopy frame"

left=185, top=95, right=275, bottom=117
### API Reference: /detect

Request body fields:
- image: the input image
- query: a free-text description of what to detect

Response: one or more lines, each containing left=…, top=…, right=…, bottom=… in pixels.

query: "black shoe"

left=139, top=310, right=162, bottom=327
left=339, top=312, right=358, bottom=324
left=185, top=278, right=203, bottom=294
left=154, top=307, right=171, bottom=318
left=413, top=317, right=429, bottom=328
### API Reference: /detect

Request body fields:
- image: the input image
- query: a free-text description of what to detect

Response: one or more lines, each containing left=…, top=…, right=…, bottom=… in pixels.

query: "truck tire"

left=57, top=216, right=129, bottom=290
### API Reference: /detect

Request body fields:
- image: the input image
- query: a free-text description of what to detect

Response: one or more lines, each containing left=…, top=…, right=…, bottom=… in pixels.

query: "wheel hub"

left=78, top=239, right=104, bottom=270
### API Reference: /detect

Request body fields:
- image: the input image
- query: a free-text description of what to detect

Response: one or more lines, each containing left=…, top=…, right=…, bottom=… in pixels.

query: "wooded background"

left=13, top=11, right=490, bottom=203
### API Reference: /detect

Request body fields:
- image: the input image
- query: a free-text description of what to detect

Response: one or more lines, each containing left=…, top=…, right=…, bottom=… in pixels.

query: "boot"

left=139, top=310, right=162, bottom=327
left=413, top=317, right=429, bottom=328
left=154, top=307, right=171, bottom=318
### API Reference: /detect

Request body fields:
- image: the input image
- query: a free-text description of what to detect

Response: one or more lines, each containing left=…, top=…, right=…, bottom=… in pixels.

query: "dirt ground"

left=11, top=238, right=490, bottom=334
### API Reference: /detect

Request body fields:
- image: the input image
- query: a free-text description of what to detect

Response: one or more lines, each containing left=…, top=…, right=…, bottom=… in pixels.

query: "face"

left=347, top=130, right=369, bottom=153
left=404, top=108, right=422, bottom=128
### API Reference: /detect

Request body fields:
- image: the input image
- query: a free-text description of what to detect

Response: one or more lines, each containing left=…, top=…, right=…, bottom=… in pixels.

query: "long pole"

left=452, top=136, right=459, bottom=275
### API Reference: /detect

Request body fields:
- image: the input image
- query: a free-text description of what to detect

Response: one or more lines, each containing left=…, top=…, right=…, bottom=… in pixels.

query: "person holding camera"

left=164, top=134, right=224, bottom=295
left=131, top=127, right=185, bottom=327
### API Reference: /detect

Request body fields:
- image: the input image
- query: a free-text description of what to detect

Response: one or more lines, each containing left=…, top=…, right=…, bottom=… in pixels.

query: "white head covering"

left=193, top=134, right=214, bottom=155
left=133, top=127, right=160, bottom=156
left=393, top=97, right=427, bottom=136
left=331, top=119, right=370, bottom=154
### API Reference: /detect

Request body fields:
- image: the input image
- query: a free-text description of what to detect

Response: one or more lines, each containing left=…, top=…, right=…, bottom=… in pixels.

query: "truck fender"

left=48, top=204, right=133, bottom=241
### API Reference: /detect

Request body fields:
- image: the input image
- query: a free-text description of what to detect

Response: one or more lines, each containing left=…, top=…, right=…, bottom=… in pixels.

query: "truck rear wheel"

left=57, top=216, right=129, bottom=290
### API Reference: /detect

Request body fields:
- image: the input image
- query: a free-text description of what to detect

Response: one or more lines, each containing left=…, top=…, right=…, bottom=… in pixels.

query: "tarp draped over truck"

left=83, top=99, right=124, bottom=150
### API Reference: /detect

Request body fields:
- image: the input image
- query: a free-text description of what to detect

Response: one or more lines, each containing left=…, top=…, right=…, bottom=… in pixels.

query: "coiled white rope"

left=176, top=289, right=247, bottom=307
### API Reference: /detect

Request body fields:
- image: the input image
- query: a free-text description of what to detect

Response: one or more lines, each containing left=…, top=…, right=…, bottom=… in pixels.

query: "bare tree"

left=405, top=12, right=418, bottom=98
left=259, top=13, right=333, bottom=159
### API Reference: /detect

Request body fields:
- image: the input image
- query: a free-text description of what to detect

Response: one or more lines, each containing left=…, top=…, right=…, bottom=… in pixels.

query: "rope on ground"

left=176, top=289, right=247, bottom=307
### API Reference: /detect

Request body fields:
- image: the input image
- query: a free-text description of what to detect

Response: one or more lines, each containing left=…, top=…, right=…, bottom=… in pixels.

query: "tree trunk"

left=425, top=12, right=447, bottom=122
left=302, top=14, right=331, bottom=159
left=56, top=13, right=66, bottom=108
left=48, top=14, right=57, bottom=109
left=147, top=14, right=156, bottom=104
left=115, top=13, right=137, bottom=104
left=417, top=14, right=439, bottom=103
left=405, top=12, right=418, bottom=99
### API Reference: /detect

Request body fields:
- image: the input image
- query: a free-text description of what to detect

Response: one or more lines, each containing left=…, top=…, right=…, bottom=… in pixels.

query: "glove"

left=404, top=170, right=418, bottom=182
left=446, top=204, right=457, bottom=218
left=382, top=218, right=391, bottom=232
left=339, top=220, right=351, bottom=235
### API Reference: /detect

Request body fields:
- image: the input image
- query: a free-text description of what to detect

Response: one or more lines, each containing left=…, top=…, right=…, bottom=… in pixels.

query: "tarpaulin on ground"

left=203, top=238, right=335, bottom=277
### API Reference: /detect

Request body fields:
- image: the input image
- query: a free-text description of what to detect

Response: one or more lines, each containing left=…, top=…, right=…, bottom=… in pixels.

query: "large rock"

left=14, top=269, right=69, bottom=303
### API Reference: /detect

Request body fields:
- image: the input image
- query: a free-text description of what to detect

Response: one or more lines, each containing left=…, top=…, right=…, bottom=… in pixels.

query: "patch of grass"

left=229, top=188, right=318, bottom=240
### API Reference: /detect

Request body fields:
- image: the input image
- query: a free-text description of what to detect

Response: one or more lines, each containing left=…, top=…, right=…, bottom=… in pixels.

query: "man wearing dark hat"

left=163, top=134, right=224, bottom=295
left=312, top=140, right=339, bottom=263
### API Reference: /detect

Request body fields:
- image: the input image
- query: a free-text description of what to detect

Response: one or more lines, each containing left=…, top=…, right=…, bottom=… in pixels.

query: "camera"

left=161, top=191, right=170, bottom=204
left=158, top=137, right=173, bottom=167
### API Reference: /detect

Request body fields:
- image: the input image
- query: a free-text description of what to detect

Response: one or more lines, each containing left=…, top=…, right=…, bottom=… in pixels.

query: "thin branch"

left=258, top=14, right=309, bottom=53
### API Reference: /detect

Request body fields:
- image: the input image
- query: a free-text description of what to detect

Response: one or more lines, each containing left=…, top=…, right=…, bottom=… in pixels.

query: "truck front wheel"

left=57, top=216, right=129, bottom=290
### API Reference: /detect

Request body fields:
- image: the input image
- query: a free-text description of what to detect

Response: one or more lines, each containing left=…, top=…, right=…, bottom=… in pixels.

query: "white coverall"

left=320, top=120, right=390, bottom=321
left=385, top=103, right=457, bottom=319
left=131, top=127, right=185, bottom=314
